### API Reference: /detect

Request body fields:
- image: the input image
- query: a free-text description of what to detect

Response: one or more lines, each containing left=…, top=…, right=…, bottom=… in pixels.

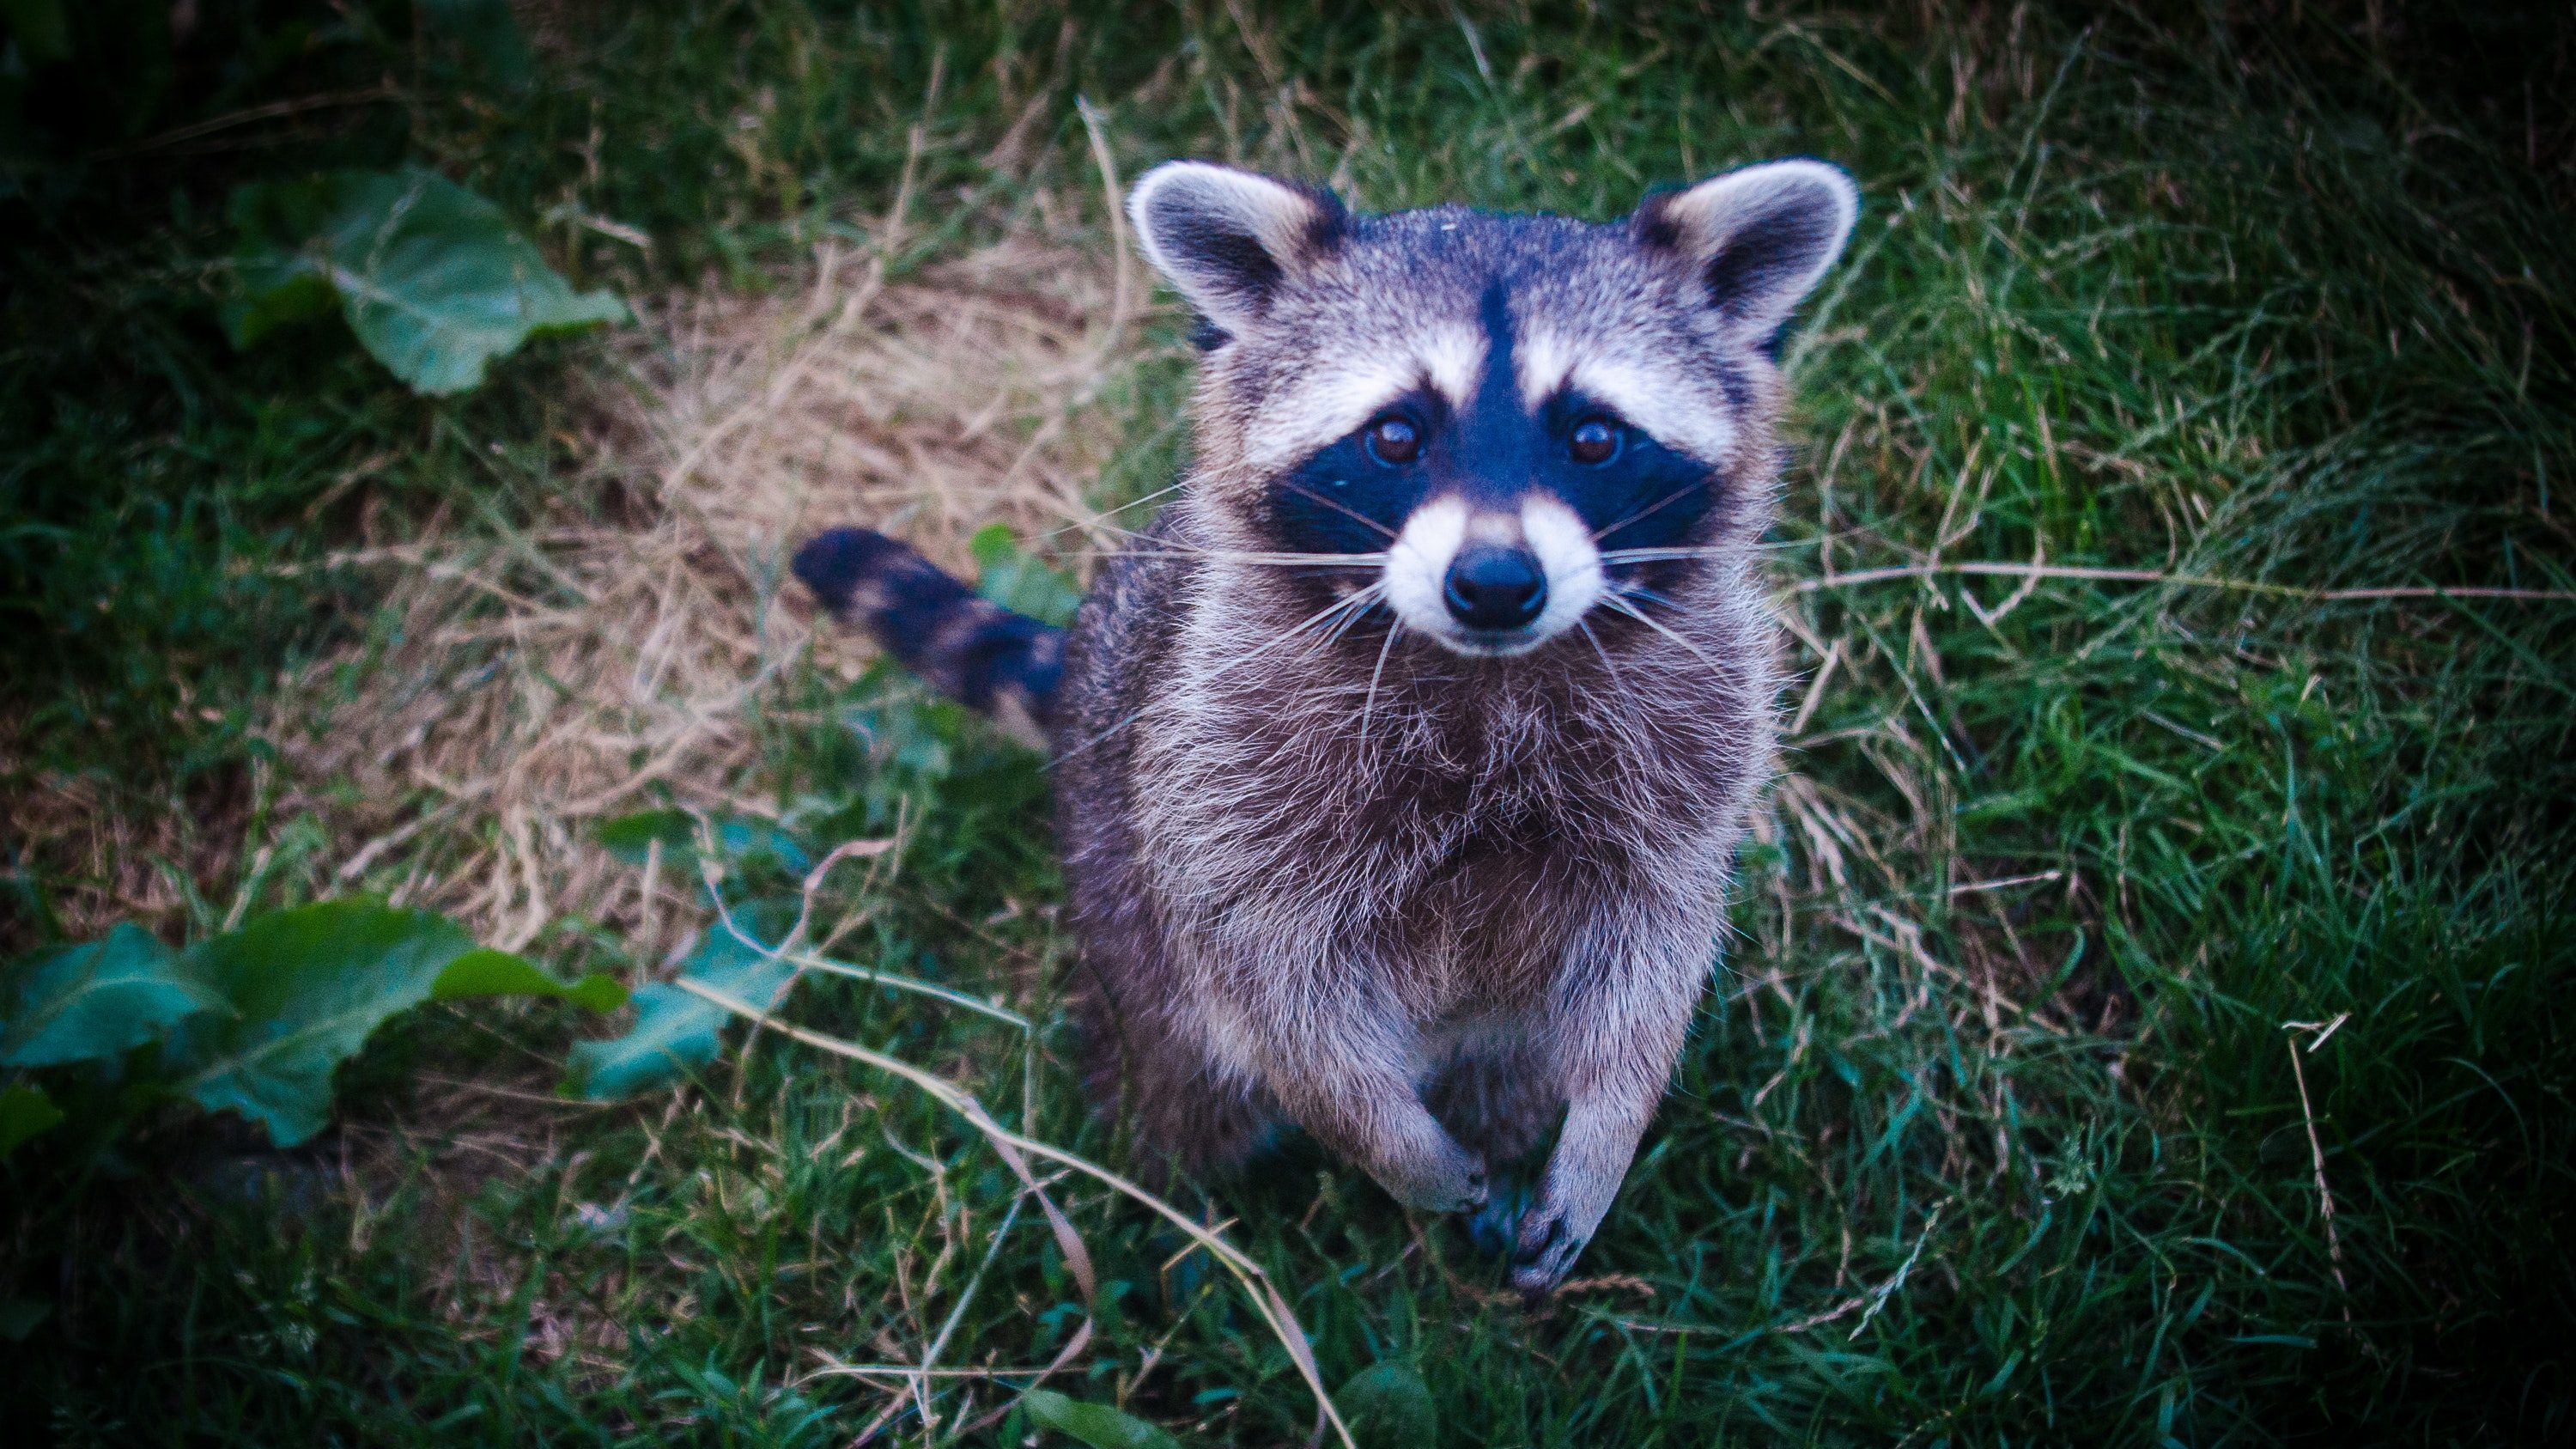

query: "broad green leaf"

left=168, top=900, right=622, bottom=1146
left=227, top=167, right=628, bottom=395
left=1337, top=1362, right=1438, bottom=1449
left=0, top=923, right=227, bottom=1068
left=434, top=948, right=629, bottom=1013
left=1020, top=1389, right=1185, bottom=1449
left=563, top=916, right=801, bottom=1100
left=595, top=808, right=697, bottom=864
left=971, top=523, right=1084, bottom=626
left=0, top=1083, right=65, bottom=1160
left=222, top=265, right=340, bottom=350
left=595, top=810, right=809, bottom=875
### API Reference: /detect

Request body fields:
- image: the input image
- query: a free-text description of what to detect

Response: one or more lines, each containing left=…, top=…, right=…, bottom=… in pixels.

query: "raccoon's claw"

left=1508, top=1207, right=1588, bottom=1301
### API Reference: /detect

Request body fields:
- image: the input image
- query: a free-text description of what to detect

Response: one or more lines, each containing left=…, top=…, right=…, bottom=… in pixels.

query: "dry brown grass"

left=0, top=717, right=241, bottom=945
left=260, top=221, right=1147, bottom=948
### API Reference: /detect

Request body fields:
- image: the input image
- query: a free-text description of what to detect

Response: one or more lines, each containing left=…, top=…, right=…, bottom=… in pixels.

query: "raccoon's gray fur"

left=798, top=157, right=1857, bottom=1294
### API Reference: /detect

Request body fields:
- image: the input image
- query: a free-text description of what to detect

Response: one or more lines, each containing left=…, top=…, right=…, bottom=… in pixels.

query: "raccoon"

left=795, top=157, right=1856, bottom=1294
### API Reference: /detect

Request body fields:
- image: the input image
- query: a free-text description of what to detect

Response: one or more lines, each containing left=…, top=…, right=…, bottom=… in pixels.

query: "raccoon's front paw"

left=1466, top=1175, right=1530, bottom=1257
left=1376, top=1138, right=1488, bottom=1215
left=1507, top=1203, right=1590, bottom=1300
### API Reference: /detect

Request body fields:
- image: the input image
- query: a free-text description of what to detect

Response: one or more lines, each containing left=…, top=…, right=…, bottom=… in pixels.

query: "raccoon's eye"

left=1569, top=418, right=1620, bottom=466
left=1365, top=417, right=1421, bottom=466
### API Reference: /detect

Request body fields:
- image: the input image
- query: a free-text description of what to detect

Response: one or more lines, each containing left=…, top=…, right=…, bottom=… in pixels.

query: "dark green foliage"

left=226, top=167, right=627, bottom=394
left=974, top=523, right=1087, bottom=627
left=1, top=900, right=623, bottom=1153
left=3, top=2, right=2572, bottom=1446
left=1024, top=1389, right=1188, bottom=1449
left=562, top=898, right=803, bottom=1102
left=0, top=1083, right=64, bottom=1160
left=1337, top=1361, right=1439, bottom=1448
left=0, top=924, right=219, bottom=1068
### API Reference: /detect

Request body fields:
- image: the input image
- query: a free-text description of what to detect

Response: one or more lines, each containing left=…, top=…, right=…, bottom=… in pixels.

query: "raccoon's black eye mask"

left=1262, top=386, right=1721, bottom=571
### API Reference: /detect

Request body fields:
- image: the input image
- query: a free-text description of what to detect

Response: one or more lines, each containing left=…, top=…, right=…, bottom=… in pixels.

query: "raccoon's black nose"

left=1443, top=545, right=1548, bottom=630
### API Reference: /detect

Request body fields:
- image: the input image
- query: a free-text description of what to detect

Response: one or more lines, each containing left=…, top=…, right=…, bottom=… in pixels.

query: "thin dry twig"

left=676, top=831, right=1350, bottom=1444
left=100, top=84, right=400, bottom=156
left=1792, top=559, right=2576, bottom=603
left=677, top=975, right=1356, bottom=1449
left=2284, top=1013, right=2354, bottom=1325
left=1849, top=1205, right=1944, bottom=1341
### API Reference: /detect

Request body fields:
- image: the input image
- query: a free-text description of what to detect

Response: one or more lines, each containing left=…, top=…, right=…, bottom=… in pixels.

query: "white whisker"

left=1589, top=481, right=1710, bottom=543
left=1101, top=549, right=1390, bottom=568
left=1619, top=583, right=1689, bottom=613
left=1048, top=582, right=1382, bottom=768
left=1038, top=479, right=1188, bottom=548
left=1600, top=592, right=1729, bottom=679
left=1599, top=546, right=1735, bottom=564
left=1575, top=615, right=1628, bottom=695
left=1315, top=584, right=1386, bottom=652
left=1076, top=519, right=1388, bottom=569
left=1359, top=617, right=1405, bottom=747
left=1278, top=478, right=1400, bottom=541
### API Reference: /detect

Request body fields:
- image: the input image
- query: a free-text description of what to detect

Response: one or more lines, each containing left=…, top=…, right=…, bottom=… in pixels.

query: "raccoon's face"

left=1128, top=159, right=1856, bottom=658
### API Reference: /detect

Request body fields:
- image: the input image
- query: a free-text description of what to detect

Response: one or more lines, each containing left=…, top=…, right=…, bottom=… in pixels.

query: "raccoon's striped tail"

left=793, top=527, right=1065, bottom=750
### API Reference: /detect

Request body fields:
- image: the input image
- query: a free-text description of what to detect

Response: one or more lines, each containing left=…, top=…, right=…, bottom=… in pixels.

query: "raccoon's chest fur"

left=1057, top=512, right=1771, bottom=1026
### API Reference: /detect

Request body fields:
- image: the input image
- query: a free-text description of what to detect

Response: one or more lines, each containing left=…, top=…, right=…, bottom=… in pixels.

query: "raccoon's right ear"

left=1633, top=159, right=1859, bottom=348
left=1127, top=161, right=1350, bottom=342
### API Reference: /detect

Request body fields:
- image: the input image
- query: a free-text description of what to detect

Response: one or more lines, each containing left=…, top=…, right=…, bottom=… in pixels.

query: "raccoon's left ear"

left=1634, top=159, right=1859, bottom=346
left=1127, top=161, right=1350, bottom=342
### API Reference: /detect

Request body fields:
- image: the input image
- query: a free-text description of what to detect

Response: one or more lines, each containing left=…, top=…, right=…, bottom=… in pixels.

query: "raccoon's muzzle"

left=792, top=527, right=1064, bottom=749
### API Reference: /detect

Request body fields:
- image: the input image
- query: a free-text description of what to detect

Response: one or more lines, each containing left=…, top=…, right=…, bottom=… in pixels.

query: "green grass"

left=5, top=2, right=2573, bottom=1444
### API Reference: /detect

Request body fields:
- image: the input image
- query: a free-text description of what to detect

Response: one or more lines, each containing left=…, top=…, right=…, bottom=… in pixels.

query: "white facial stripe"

left=1243, top=326, right=1489, bottom=474
left=1516, top=326, right=1576, bottom=411
left=1416, top=323, right=1485, bottom=411
left=1516, top=321, right=1740, bottom=466
left=1520, top=494, right=1605, bottom=643
left=1243, top=355, right=1415, bottom=474
left=1382, top=496, right=1467, bottom=639
left=1566, top=354, right=1735, bottom=463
